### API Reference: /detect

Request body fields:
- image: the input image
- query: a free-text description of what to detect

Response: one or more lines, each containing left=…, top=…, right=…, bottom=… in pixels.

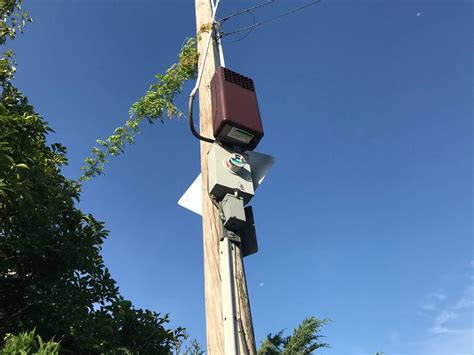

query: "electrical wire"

left=212, top=0, right=226, bottom=66
left=218, top=0, right=275, bottom=24
left=227, top=12, right=256, bottom=44
left=188, top=0, right=221, bottom=144
left=188, top=96, right=215, bottom=143
left=219, top=0, right=322, bottom=39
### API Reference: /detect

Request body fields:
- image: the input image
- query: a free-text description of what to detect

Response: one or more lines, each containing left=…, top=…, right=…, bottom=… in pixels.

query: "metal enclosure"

left=208, top=144, right=255, bottom=204
left=221, top=194, right=246, bottom=230
left=241, top=206, right=258, bottom=257
left=211, top=67, right=264, bottom=151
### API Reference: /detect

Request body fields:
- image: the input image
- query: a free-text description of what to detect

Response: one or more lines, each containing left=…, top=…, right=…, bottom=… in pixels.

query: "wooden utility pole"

left=194, top=1, right=256, bottom=354
left=234, top=246, right=257, bottom=353
left=195, top=1, right=224, bottom=352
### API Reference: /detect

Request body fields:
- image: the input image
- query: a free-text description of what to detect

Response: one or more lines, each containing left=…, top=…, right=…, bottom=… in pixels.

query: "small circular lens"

left=226, top=153, right=246, bottom=173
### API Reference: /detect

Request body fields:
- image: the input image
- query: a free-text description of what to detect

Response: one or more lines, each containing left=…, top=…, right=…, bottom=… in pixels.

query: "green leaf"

left=13, top=163, right=28, bottom=169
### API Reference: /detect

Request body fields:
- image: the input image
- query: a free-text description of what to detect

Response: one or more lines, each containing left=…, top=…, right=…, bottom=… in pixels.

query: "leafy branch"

left=1, top=0, right=31, bottom=83
left=1, top=0, right=31, bottom=46
left=80, top=38, right=199, bottom=181
left=257, top=317, right=330, bottom=355
left=1, top=329, right=60, bottom=354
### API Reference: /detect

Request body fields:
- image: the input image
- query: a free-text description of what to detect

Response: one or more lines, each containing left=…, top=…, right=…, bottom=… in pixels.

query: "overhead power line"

left=218, top=0, right=323, bottom=39
left=218, top=0, right=275, bottom=24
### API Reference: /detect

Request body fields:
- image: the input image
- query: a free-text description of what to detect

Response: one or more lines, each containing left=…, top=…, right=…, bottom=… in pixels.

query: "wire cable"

left=212, top=0, right=226, bottom=66
left=188, top=0, right=221, bottom=144
left=188, top=96, right=215, bottom=144
left=218, top=0, right=275, bottom=24
left=219, top=0, right=322, bottom=39
left=227, top=11, right=256, bottom=44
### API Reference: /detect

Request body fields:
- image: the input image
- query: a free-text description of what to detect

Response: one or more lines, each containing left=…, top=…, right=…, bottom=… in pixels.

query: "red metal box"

left=210, top=67, right=264, bottom=151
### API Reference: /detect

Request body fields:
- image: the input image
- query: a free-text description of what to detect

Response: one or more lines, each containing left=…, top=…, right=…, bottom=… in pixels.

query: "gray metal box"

left=208, top=144, right=255, bottom=203
left=221, top=194, right=246, bottom=230
left=241, top=206, right=258, bottom=257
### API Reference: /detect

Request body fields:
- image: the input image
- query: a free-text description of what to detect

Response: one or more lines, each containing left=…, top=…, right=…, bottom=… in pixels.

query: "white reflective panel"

left=246, top=150, right=276, bottom=190
left=177, top=174, right=203, bottom=216
left=178, top=150, right=275, bottom=216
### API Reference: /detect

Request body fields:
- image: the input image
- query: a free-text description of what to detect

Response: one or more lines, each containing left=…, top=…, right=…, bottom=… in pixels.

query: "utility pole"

left=194, top=0, right=257, bottom=354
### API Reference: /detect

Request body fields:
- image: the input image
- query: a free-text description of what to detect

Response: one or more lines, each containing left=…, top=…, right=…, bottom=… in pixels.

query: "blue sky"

left=9, top=0, right=473, bottom=353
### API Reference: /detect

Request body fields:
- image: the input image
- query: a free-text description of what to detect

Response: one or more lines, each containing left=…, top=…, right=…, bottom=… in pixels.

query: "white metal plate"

left=178, top=150, right=275, bottom=216
left=246, top=150, right=276, bottom=190
left=177, top=174, right=203, bottom=216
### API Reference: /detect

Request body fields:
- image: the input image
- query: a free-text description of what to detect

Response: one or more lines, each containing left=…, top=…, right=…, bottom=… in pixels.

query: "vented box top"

left=211, top=67, right=264, bottom=151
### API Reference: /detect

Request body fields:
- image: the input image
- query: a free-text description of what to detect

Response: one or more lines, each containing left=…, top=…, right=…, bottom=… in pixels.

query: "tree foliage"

left=174, top=330, right=205, bottom=355
left=0, top=1, right=184, bottom=353
left=258, top=317, right=329, bottom=355
left=1, top=329, right=60, bottom=354
left=0, top=0, right=31, bottom=47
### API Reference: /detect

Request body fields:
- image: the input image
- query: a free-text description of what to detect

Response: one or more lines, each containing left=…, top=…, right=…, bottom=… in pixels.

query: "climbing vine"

left=80, top=37, right=199, bottom=181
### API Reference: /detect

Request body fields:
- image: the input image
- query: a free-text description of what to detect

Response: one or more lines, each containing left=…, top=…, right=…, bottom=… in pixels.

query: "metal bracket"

left=212, top=195, right=257, bottom=257
left=212, top=196, right=242, bottom=243
left=221, top=193, right=246, bottom=230
left=221, top=226, right=241, bottom=243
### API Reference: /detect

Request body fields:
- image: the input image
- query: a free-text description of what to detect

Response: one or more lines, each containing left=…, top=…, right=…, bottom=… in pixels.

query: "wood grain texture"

left=195, top=1, right=224, bottom=354
left=195, top=2, right=257, bottom=354
left=235, top=245, right=257, bottom=355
